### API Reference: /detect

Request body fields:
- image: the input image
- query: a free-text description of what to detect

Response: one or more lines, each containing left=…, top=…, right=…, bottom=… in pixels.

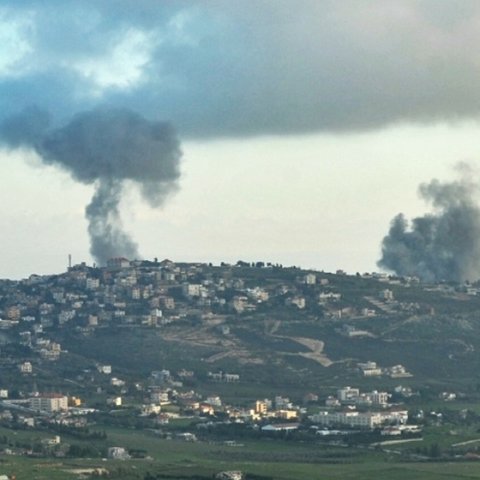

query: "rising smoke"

left=0, top=107, right=182, bottom=265
left=378, top=165, right=480, bottom=283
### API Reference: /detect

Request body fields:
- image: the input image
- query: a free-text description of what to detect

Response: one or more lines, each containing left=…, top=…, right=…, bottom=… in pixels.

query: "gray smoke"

left=1, top=107, right=182, bottom=265
left=378, top=166, right=480, bottom=283
left=0, top=106, right=51, bottom=148
left=85, top=179, right=140, bottom=265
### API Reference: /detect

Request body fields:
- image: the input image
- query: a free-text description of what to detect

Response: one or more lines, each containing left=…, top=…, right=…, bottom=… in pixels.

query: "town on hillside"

left=0, top=258, right=479, bottom=476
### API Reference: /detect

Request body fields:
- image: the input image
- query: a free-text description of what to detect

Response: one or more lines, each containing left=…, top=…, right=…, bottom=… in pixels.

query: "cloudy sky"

left=1, top=0, right=480, bottom=279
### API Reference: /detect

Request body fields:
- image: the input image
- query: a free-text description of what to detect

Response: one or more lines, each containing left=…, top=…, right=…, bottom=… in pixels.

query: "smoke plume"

left=1, top=107, right=182, bottom=265
left=378, top=165, right=480, bottom=283
left=85, top=179, right=140, bottom=265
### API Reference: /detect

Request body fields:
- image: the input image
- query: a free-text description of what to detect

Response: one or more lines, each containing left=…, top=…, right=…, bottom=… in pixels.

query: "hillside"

left=1, top=260, right=480, bottom=397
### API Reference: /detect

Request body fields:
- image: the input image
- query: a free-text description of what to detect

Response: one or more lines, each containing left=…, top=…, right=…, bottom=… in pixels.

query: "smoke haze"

left=378, top=165, right=480, bottom=282
left=0, top=107, right=182, bottom=265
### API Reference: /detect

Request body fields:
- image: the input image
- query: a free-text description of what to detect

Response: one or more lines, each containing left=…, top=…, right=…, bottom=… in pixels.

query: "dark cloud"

left=378, top=165, right=480, bottom=282
left=2, top=1, right=480, bottom=137
left=0, top=106, right=51, bottom=148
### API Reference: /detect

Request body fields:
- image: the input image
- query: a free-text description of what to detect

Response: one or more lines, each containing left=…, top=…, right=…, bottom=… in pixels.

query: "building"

left=255, top=400, right=269, bottom=415
left=371, top=390, right=389, bottom=406
left=30, top=393, right=68, bottom=413
left=358, top=361, right=382, bottom=377
left=215, top=472, right=244, bottom=480
left=304, top=273, right=316, bottom=285
left=276, top=409, right=298, bottom=420
left=97, top=364, right=112, bottom=374
left=182, top=283, right=202, bottom=297
left=108, top=446, right=130, bottom=460
left=319, top=292, right=342, bottom=303
left=310, top=410, right=382, bottom=429
left=107, top=258, right=131, bottom=269
left=380, top=289, right=394, bottom=301
left=310, top=408, right=408, bottom=429
left=107, top=396, right=122, bottom=407
left=286, top=296, right=306, bottom=309
left=337, top=387, right=360, bottom=404
left=19, top=361, right=32, bottom=374
left=261, top=423, right=300, bottom=432
left=205, top=396, right=222, bottom=407
left=86, top=278, right=100, bottom=289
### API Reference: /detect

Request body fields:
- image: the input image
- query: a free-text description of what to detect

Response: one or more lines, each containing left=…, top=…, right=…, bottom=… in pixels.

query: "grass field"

left=1, top=426, right=480, bottom=479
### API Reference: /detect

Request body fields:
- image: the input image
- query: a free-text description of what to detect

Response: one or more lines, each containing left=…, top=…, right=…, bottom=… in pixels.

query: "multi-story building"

left=310, top=408, right=408, bottom=429
left=337, top=386, right=360, bottom=404
left=30, top=393, right=68, bottom=413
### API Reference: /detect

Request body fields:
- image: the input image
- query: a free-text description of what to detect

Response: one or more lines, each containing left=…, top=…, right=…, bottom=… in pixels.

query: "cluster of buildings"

left=357, top=361, right=413, bottom=378
left=310, top=385, right=413, bottom=431
left=0, top=259, right=422, bottom=339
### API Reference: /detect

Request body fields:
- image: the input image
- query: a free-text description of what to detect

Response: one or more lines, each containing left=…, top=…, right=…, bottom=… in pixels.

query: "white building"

left=30, top=394, right=68, bottom=413
left=86, top=278, right=100, bottom=289
left=337, top=387, right=360, bottom=404
left=304, top=273, right=316, bottom=285
left=215, top=472, right=243, bottom=480
left=319, top=292, right=342, bottom=303
left=19, top=362, right=32, bottom=374
left=310, top=410, right=382, bottom=429
left=108, top=446, right=130, bottom=459
left=310, top=409, right=408, bottom=429
left=182, top=283, right=202, bottom=297
left=205, top=396, right=222, bottom=407
left=98, top=365, right=112, bottom=374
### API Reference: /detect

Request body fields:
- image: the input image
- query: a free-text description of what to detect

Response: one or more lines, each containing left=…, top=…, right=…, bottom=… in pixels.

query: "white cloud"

left=71, top=28, right=156, bottom=95
left=0, top=9, right=34, bottom=77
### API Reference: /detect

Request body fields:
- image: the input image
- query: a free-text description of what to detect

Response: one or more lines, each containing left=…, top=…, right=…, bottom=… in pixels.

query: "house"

left=110, top=377, right=126, bottom=387
left=276, top=410, right=298, bottom=420
left=107, top=396, right=122, bottom=407
left=176, top=432, right=197, bottom=442
left=319, top=292, right=341, bottom=303
left=303, top=273, right=316, bottom=285
left=108, top=446, right=130, bottom=459
left=19, top=361, right=32, bottom=374
left=286, top=296, right=306, bottom=309
left=358, top=361, right=382, bottom=377
left=387, top=365, right=412, bottom=378
left=337, top=387, right=360, bottom=404
left=205, top=396, right=222, bottom=407
left=97, top=364, right=112, bottom=374
left=107, top=258, right=131, bottom=269
left=42, top=435, right=61, bottom=446
left=215, top=472, right=244, bottom=480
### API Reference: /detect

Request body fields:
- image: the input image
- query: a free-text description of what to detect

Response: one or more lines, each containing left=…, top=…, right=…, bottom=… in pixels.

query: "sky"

left=1, top=1, right=480, bottom=279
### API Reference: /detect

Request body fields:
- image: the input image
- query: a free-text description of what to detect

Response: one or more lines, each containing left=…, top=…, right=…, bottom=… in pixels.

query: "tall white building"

left=30, top=393, right=68, bottom=413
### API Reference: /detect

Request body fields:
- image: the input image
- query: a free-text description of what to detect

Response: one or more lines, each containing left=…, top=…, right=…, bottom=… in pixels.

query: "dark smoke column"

left=86, top=179, right=139, bottom=264
left=378, top=165, right=480, bottom=283
left=38, top=108, right=182, bottom=265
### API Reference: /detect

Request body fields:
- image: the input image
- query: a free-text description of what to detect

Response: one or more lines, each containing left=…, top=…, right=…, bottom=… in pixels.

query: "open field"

left=0, top=426, right=480, bottom=479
